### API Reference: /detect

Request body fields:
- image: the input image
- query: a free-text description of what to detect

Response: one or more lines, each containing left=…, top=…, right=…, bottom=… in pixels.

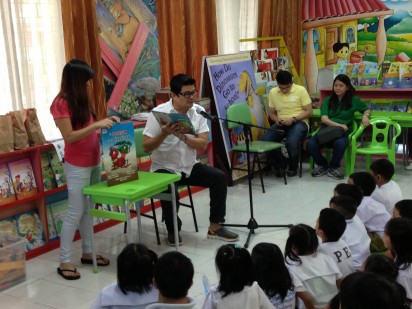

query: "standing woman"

left=50, top=59, right=119, bottom=280
left=307, top=74, right=371, bottom=180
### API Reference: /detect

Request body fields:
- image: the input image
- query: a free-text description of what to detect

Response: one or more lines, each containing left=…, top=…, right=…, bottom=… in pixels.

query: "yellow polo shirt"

left=268, top=84, right=312, bottom=124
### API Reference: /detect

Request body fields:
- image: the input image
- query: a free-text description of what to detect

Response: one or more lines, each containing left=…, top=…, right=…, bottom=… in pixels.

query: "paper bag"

left=9, top=110, right=29, bottom=150
left=0, top=115, right=14, bottom=154
left=24, top=108, right=46, bottom=146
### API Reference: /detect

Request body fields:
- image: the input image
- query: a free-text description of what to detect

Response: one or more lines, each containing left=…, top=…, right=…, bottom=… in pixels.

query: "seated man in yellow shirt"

left=263, top=70, right=312, bottom=177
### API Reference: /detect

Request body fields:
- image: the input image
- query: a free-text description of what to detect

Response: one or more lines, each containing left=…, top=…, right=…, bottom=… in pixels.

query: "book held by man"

left=152, top=111, right=196, bottom=135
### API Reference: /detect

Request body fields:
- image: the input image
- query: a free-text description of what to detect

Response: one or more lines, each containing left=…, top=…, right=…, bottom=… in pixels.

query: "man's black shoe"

left=167, top=233, right=183, bottom=246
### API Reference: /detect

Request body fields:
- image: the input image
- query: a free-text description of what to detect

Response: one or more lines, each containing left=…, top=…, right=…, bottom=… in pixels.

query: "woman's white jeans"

left=60, top=162, right=101, bottom=263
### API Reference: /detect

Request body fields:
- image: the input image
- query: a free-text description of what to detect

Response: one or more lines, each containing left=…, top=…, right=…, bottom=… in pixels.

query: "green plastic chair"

left=125, top=128, right=199, bottom=244
left=226, top=103, right=284, bottom=192
left=350, top=118, right=402, bottom=175
left=309, top=120, right=358, bottom=176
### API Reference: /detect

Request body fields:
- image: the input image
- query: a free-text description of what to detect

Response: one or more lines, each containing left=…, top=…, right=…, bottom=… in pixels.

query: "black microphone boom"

left=196, top=108, right=215, bottom=121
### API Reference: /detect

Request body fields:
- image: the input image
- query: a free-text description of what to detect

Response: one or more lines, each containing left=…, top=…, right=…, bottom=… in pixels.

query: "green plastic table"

left=83, top=171, right=181, bottom=272
left=311, top=109, right=412, bottom=166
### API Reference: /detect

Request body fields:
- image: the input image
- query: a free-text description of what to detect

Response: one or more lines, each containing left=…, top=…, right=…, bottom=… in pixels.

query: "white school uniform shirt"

left=318, top=239, right=355, bottom=278
left=397, top=263, right=412, bottom=306
left=286, top=252, right=342, bottom=309
left=341, top=215, right=371, bottom=270
left=143, top=99, right=209, bottom=176
left=145, top=298, right=197, bottom=309
left=202, top=281, right=276, bottom=309
left=356, top=196, right=391, bottom=238
left=90, top=282, right=158, bottom=309
left=371, top=180, right=403, bottom=214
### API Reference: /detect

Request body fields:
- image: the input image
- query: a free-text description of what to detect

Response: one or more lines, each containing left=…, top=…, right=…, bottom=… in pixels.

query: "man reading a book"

left=143, top=74, right=239, bottom=246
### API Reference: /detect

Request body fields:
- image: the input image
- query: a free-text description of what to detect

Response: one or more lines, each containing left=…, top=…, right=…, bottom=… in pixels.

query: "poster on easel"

left=201, top=52, right=269, bottom=180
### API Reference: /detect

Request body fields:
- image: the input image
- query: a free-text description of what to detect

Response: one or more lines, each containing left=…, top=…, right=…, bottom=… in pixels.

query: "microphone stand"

left=206, top=113, right=293, bottom=248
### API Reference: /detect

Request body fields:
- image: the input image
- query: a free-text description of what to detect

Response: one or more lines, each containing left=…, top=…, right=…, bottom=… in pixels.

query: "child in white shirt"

left=384, top=218, right=412, bottom=307
left=252, top=242, right=301, bottom=309
left=316, top=208, right=355, bottom=278
left=393, top=200, right=412, bottom=219
left=370, top=159, right=403, bottom=214
left=202, top=244, right=274, bottom=309
left=285, top=224, right=342, bottom=309
left=329, top=195, right=370, bottom=270
left=348, top=172, right=391, bottom=252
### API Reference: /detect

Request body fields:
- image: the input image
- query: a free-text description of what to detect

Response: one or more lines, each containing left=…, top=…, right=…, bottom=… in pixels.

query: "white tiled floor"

left=1, top=161, right=411, bottom=309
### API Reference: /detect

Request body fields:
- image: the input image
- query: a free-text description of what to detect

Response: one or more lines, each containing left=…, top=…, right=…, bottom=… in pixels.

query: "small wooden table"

left=83, top=171, right=181, bottom=272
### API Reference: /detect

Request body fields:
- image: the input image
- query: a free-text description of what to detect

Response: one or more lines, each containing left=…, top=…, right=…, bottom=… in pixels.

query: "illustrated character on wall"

left=333, top=42, right=350, bottom=64
left=238, top=70, right=267, bottom=140
left=109, top=0, right=140, bottom=59
left=14, top=175, right=22, bottom=192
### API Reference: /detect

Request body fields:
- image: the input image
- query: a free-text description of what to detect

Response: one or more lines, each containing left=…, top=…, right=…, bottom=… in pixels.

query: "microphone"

left=196, top=107, right=216, bottom=121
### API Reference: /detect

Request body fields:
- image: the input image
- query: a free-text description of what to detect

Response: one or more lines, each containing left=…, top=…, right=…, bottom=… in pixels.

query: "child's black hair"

left=215, top=244, right=254, bottom=297
left=334, top=183, right=363, bottom=206
left=349, top=172, right=376, bottom=196
left=370, top=158, right=394, bottom=181
left=329, top=195, right=358, bottom=220
left=117, top=243, right=157, bottom=295
left=394, top=200, right=412, bottom=219
left=154, top=251, right=194, bottom=299
left=285, top=224, right=318, bottom=265
left=318, top=208, right=347, bottom=242
left=251, top=242, right=293, bottom=301
left=385, top=218, right=412, bottom=270
left=364, top=254, right=398, bottom=282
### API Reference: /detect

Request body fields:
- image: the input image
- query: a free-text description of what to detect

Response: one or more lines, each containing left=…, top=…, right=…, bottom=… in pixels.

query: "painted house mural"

left=301, top=0, right=412, bottom=94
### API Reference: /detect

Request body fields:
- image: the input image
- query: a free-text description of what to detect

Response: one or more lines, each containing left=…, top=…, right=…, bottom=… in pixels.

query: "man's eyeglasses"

left=278, top=84, right=292, bottom=91
left=179, top=90, right=197, bottom=98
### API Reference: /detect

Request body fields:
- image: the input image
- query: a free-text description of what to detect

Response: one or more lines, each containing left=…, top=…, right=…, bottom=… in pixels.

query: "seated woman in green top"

left=307, top=74, right=371, bottom=180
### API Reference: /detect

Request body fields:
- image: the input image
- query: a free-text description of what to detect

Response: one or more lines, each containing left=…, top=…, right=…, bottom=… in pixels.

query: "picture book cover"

left=357, top=62, right=378, bottom=88
left=8, top=159, right=37, bottom=200
left=46, top=204, right=57, bottom=241
left=101, top=122, right=138, bottom=186
left=47, top=150, right=66, bottom=188
left=399, top=62, right=412, bottom=88
left=15, top=210, right=46, bottom=251
left=254, top=59, right=273, bottom=72
left=382, top=62, right=400, bottom=89
left=276, top=56, right=291, bottom=71
left=49, top=200, right=68, bottom=237
left=261, top=48, right=278, bottom=61
left=0, top=163, right=16, bottom=205
left=152, top=111, right=196, bottom=135
left=40, top=152, right=57, bottom=192
left=0, top=215, right=18, bottom=237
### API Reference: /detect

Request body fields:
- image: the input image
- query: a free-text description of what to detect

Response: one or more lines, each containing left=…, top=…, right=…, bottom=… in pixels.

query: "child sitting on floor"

left=383, top=218, right=412, bottom=307
left=329, top=195, right=370, bottom=270
left=316, top=208, right=355, bottom=278
left=147, top=251, right=196, bottom=308
left=370, top=158, right=403, bottom=214
left=393, top=199, right=412, bottom=219
left=90, top=243, right=158, bottom=309
left=285, top=224, right=342, bottom=309
left=202, top=244, right=274, bottom=309
left=251, top=242, right=302, bottom=308
left=347, top=173, right=391, bottom=252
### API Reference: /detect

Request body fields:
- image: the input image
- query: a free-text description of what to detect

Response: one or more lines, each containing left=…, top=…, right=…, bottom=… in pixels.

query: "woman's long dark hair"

left=285, top=224, right=318, bottom=265
left=385, top=218, right=412, bottom=270
left=57, top=59, right=95, bottom=129
left=252, top=243, right=294, bottom=300
left=329, top=74, right=356, bottom=112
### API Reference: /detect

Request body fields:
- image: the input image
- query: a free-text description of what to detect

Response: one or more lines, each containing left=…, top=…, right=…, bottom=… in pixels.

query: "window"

left=0, top=0, right=65, bottom=141
left=347, top=27, right=355, bottom=43
left=303, top=29, right=321, bottom=53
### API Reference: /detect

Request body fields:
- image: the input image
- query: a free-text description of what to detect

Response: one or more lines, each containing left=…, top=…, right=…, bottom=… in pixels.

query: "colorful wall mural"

left=301, top=0, right=412, bottom=95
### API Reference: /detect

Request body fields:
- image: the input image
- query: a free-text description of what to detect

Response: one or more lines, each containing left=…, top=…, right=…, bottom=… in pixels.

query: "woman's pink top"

left=50, top=97, right=100, bottom=167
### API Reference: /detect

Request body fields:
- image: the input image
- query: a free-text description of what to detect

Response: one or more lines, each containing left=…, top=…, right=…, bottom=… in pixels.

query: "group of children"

left=90, top=158, right=412, bottom=309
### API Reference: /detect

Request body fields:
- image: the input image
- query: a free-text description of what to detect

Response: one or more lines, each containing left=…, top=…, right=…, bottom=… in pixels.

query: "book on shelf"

left=40, top=152, right=57, bottom=192
left=8, top=158, right=38, bottom=200
left=47, top=150, right=66, bottom=188
left=49, top=200, right=68, bottom=237
left=151, top=111, right=196, bottom=135
left=0, top=216, right=18, bottom=237
left=101, top=122, right=138, bottom=187
left=45, top=204, right=58, bottom=241
left=0, top=163, right=16, bottom=205
left=260, top=48, right=278, bottom=61
left=15, top=210, right=46, bottom=252
left=276, top=56, right=291, bottom=72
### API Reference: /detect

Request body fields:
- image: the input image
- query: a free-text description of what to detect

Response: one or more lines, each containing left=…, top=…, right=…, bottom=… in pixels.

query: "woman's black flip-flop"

left=80, top=255, right=110, bottom=266
left=57, top=267, right=80, bottom=280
